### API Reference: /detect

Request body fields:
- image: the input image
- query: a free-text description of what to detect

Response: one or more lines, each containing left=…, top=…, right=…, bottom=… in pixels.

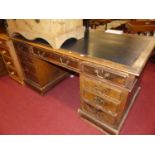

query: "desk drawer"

left=82, top=89, right=118, bottom=116
left=81, top=62, right=128, bottom=87
left=81, top=75, right=123, bottom=101
left=33, top=47, right=80, bottom=71
left=80, top=101, right=116, bottom=126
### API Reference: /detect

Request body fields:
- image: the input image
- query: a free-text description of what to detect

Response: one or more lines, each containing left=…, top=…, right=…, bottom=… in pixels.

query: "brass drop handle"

left=95, top=69, right=110, bottom=79
left=104, top=72, right=110, bottom=78
left=0, top=41, right=2, bottom=44
left=40, top=52, right=46, bottom=57
left=95, top=69, right=103, bottom=79
left=6, top=61, right=11, bottom=65
left=93, top=96, right=105, bottom=105
left=2, top=50, right=6, bottom=54
left=36, top=50, right=45, bottom=57
left=10, top=72, right=15, bottom=75
left=60, top=57, right=69, bottom=65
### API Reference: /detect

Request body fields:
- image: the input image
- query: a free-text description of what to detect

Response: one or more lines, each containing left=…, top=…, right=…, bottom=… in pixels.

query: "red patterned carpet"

left=0, top=61, right=155, bottom=135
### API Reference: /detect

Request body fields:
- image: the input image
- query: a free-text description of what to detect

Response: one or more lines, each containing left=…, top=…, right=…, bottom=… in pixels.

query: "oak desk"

left=11, top=30, right=155, bottom=134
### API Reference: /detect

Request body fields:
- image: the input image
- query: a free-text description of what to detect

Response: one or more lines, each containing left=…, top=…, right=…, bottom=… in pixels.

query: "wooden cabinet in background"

left=13, top=40, right=69, bottom=95
left=0, top=34, right=24, bottom=84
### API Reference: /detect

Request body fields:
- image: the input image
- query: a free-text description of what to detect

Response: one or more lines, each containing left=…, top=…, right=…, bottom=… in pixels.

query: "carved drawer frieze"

left=33, top=47, right=80, bottom=71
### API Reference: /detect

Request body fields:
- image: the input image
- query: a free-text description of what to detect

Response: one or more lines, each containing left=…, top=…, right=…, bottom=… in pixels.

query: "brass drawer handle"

left=95, top=69, right=103, bottom=78
left=10, top=71, right=15, bottom=75
left=6, top=61, right=11, bottom=65
left=95, top=69, right=110, bottom=79
left=0, top=41, right=2, bottom=44
left=2, top=50, right=6, bottom=54
left=93, top=96, right=105, bottom=105
left=104, top=72, right=110, bottom=78
left=60, top=57, right=69, bottom=65
left=36, top=50, right=45, bottom=57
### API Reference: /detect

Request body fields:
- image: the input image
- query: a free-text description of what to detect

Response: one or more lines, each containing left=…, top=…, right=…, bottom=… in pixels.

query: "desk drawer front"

left=81, top=101, right=116, bottom=126
left=82, top=89, right=118, bottom=116
left=81, top=75, right=123, bottom=101
left=82, top=63, right=128, bottom=86
left=33, top=47, right=80, bottom=71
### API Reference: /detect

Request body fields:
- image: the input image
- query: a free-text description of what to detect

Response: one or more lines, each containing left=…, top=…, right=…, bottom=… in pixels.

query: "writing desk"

left=11, top=30, right=155, bottom=134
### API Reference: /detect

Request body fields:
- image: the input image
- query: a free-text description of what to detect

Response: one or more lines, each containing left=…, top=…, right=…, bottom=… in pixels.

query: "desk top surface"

left=11, top=30, right=155, bottom=75
left=62, top=30, right=154, bottom=66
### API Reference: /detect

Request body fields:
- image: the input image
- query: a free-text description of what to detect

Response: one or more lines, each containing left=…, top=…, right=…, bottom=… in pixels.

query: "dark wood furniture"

left=12, top=40, right=69, bottom=95
left=125, top=20, right=155, bottom=36
left=0, top=33, right=24, bottom=84
left=11, top=30, right=155, bottom=134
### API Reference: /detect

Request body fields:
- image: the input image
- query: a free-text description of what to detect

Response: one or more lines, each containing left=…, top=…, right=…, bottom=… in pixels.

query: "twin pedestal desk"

left=1, top=30, right=155, bottom=134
